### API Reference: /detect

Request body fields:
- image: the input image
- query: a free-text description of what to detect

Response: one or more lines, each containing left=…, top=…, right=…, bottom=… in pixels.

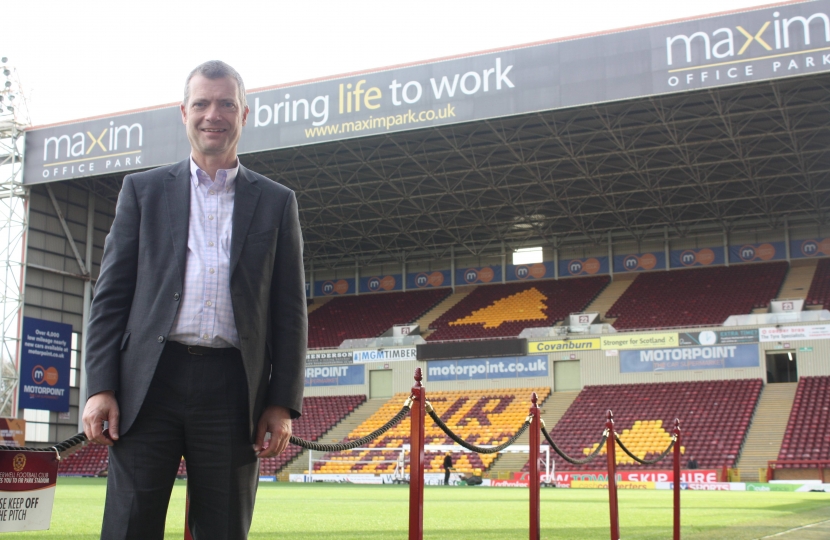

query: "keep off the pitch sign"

left=0, top=451, right=58, bottom=532
left=24, top=1, right=830, bottom=185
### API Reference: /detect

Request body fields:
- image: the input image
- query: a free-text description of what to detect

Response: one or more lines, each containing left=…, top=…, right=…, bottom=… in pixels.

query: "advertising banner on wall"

left=305, top=350, right=353, bottom=366
left=620, top=343, right=759, bottom=373
left=559, top=257, right=609, bottom=277
left=25, top=3, right=830, bottom=185
left=554, top=469, right=719, bottom=488
left=0, top=451, right=58, bottom=532
left=601, top=333, right=678, bottom=350
left=456, top=266, right=502, bottom=285
left=0, top=420, right=25, bottom=448
left=759, top=325, right=830, bottom=342
left=678, top=329, right=758, bottom=346
left=314, top=278, right=355, bottom=297
left=304, top=364, right=365, bottom=387
left=790, top=238, right=830, bottom=259
left=529, top=338, right=601, bottom=353
left=407, top=270, right=451, bottom=289
left=359, top=275, right=402, bottom=294
left=729, top=242, right=785, bottom=264
left=18, top=318, right=71, bottom=413
left=352, top=348, right=417, bottom=363
left=670, top=247, right=724, bottom=268
left=427, top=355, right=548, bottom=381
left=506, top=262, right=556, bottom=282
left=614, top=252, right=666, bottom=273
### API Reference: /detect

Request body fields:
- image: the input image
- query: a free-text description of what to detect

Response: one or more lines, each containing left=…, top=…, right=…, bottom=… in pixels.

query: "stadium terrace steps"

left=736, top=382, right=797, bottom=482
left=806, top=259, right=830, bottom=308
left=414, top=286, right=477, bottom=340
left=777, top=259, right=819, bottom=302
left=582, top=273, right=637, bottom=323
left=278, top=397, right=388, bottom=479
left=606, top=262, right=788, bottom=330
left=306, top=296, right=334, bottom=315
left=307, top=288, right=452, bottom=348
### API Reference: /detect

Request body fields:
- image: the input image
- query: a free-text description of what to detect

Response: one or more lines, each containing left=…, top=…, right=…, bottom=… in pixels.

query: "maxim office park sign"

left=25, top=1, right=830, bottom=184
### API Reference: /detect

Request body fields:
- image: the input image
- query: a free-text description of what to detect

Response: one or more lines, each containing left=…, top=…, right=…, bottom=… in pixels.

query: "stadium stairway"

left=416, top=286, right=476, bottom=339
left=307, top=297, right=334, bottom=315
left=776, top=259, right=820, bottom=307
left=736, top=382, right=798, bottom=482
left=485, top=391, right=579, bottom=477
left=276, top=397, right=389, bottom=480
left=582, top=273, right=637, bottom=324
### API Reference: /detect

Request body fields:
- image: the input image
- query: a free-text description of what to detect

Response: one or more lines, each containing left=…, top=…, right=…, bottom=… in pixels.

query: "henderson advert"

left=25, top=2, right=830, bottom=184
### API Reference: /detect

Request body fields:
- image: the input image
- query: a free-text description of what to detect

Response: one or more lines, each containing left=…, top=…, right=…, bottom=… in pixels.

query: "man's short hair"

left=183, top=60, right=247, bottom=110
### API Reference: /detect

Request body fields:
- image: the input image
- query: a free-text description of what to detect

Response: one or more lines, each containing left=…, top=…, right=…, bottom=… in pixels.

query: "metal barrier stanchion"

left=528, top=392, right=541, bottom=540
left=605, top=411, right=620, bottom=540
left=409, top=368, right=425, bottom=540
left=673, top=419, right=682, bottom=540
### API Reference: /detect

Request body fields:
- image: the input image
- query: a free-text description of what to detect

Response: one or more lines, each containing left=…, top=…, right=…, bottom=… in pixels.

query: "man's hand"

left=82, top=391, right=120, bottom=446
left=254, top=405, right=292, bottom=458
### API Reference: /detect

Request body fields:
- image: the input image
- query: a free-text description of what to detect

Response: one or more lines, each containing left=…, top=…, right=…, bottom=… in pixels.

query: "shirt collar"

left=189, top=156, right=240, bottom=192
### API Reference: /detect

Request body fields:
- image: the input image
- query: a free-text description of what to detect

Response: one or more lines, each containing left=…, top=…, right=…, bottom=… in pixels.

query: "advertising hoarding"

left=456, top=266, right=501, bottom=285
left=678, top=329, right=758, bottom=346
left=407, top=270, right=451, bottom=289
left=758, top=325, right=830, bottom=342
left=729, top=242, right=785, bottom=263
left=670, top=247, right=724, bottom=268
left=352, top=348, right=417, bottom=363
left=614, top=252, right=667, bottom=273
left=506, top=262, right=556, bottom=281
left=600, top=333, right=678, bottom=350
left=619, top=343, right=759, bottom=373
left=558, top=257, right=609, bottom=277
left=304, top=364, right=365, bottom=387
left=18, top=318, right=71, bottom=413
left=427, top=355, right=548, bottom=381
left=314, top=278, right=355, bottom=297
left=529, top=338, right=600, bottom=353
left=359, top=275, right=402, bottom=294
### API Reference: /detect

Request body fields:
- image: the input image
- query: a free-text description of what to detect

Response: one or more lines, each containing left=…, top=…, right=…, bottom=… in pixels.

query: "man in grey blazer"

left=82, top=60, right=307, bottom=539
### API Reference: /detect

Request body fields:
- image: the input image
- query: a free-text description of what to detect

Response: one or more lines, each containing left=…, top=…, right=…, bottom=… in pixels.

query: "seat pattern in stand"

left=806, top=259, right=830, bottom=307
left=525, top=379, right=762, bottom=472
left=426, top=276, right=609, bottom=341
left=313, top=388, right=550, bottom=476
left=606, top=262, right=787, bottom=330
left=777, top=376, right=830, bottom=467
left=308, top=289, right=451, bottom=349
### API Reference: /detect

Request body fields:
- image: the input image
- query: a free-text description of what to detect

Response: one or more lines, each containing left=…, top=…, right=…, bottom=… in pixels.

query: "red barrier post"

left=606, top=410, right=620, bottom=540
left=184, top=482, right=193, bottom=540
left=528, top=392, right=541, bottom=540
left=409, top=368, right=426, bottom=540
left=672, top=418, right=681, bottom=540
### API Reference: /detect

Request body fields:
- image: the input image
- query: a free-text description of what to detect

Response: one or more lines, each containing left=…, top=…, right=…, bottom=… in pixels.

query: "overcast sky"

left=7, top=0, right=781, bottom=127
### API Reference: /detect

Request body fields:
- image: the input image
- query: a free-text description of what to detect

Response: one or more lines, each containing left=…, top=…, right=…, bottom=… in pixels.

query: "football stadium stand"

left=308, top=289, right=451, bottom=349
left=806, top=259, right=830, bottom=307
left=777, top=376, right=830, bottom=466
left=425, top=277, right=609, bottom=341
left=58, top=395, right=366, bottom=476
left=313, top=388, right=550, bottom=475
left=534, top=380, right=762, bottom=471
left=606, top=262, right=788, bottom=330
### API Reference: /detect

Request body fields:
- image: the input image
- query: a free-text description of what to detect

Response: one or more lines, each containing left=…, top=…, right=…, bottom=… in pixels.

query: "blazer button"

left=157, top=336, right=165, bottom=343
left=174, top=293, right=180, bottom=301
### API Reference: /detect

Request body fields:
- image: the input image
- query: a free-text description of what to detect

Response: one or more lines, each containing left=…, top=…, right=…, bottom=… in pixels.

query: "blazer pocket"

left=246, top=227, right=278, bottom=246
left=120, top=331, right=131, bottom=351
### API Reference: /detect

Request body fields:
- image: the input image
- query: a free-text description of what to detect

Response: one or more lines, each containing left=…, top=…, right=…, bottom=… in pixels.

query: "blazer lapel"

left=230, top=165, right=261, bottom=276
left=163, top=160, right=191, bottom=284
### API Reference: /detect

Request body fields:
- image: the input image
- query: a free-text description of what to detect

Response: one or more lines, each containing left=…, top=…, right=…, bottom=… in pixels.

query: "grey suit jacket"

left=84, top=159, right=308, bottom=439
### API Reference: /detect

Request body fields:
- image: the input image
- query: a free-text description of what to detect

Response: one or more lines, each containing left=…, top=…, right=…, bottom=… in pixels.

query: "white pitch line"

left=754, top=518, right=830, bottom=539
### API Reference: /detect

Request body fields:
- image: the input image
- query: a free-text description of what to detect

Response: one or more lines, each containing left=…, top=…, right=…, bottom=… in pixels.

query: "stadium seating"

left=806, top=259, right=830, bottom=307
left=606, top=263, right=787, bottom=330
left=426, top=277, right=609, bottom=341
left=531, top=380, right=762, bottom=472
left=313, top=388, right=550, bottom=476
left=58, top=395, right=366, bottom=477
left=777, top=376, right=830, bottom=466
left=308, top=289, right=451, bottom=349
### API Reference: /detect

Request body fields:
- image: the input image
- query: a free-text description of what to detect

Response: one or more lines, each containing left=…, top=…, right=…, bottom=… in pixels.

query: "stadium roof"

left=65, top=71, right=830, bottom=269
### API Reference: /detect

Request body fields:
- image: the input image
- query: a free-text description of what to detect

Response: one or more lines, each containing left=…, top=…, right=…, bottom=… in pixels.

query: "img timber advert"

left=24, top=1, right=830, bottom=184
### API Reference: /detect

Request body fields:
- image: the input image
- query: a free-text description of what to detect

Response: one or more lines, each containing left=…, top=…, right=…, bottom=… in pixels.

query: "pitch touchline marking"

left=754, top=518, right=830, bottom=539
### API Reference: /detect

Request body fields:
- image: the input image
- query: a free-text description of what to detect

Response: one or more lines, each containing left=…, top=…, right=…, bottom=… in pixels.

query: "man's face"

left=181, top=74, right=249, bottom=159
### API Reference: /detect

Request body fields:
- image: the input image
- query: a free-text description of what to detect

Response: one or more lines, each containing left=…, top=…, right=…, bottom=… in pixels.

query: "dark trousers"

left=102, top=343, right=258, bottom=540
left=444, top=469, right=450, bottom=485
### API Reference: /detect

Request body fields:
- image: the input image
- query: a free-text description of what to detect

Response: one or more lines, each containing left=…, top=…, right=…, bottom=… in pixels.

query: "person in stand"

left=81, top=60, right=307, bottom=539
left=443, top=452, right=454, bottom=485
left=687, top=456, right=699, bottom=469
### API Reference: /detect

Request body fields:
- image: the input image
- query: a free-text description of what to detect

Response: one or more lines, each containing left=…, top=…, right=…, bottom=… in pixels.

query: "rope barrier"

left=0, top=432, right=88, bottom=460
left=541, top=424, right=608, bottom=465
left=425, top=401, right=530, bottom=454
left=289, top=397, right=413, bottom=452
left=614, top=433, right=676, bottom=466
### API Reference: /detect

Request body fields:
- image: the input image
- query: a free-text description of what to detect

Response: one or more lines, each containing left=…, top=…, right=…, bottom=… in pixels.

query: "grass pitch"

left=3, top=478, right=828, bottom=539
